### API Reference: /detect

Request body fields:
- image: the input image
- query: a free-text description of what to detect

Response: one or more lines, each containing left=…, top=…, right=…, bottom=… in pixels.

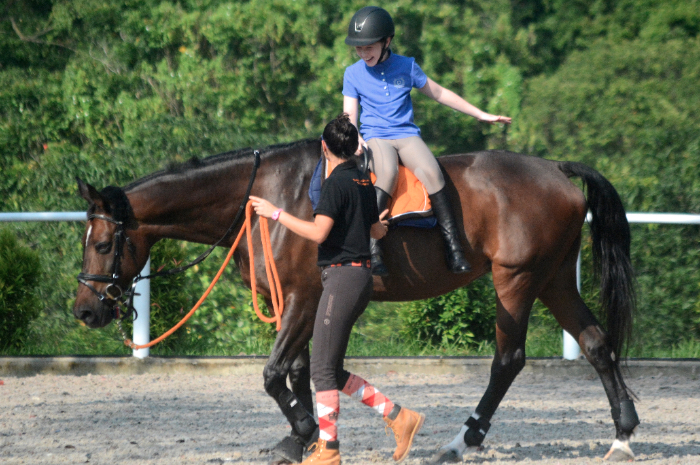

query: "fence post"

left=132, top=258, right=151, bottom=358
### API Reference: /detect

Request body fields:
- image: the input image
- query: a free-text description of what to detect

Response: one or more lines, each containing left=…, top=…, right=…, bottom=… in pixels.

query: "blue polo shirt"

left=343, top=52, right=428, bottom=141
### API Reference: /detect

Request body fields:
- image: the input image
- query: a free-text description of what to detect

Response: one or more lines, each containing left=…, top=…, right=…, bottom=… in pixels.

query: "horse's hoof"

left=428, top=448, right=462, bottom=464
left=271, top=435, right=304, bottom=464
left=603, top=439, right=635, bottom=461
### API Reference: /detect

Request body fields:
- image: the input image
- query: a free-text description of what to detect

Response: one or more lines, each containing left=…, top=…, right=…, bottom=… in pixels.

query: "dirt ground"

left=1, top=367, right=699, bottom=464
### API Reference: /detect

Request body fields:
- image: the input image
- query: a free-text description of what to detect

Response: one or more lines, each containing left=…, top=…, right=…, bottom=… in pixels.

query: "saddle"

left=308, top=152, right=436, bottom=228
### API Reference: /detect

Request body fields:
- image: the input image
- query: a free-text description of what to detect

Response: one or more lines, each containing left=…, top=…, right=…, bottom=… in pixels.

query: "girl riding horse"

left=343, top=6, right=511, bottom=276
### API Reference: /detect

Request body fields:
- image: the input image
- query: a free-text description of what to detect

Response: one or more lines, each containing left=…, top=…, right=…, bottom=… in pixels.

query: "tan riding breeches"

left=367, top=136, right=445, bottom=196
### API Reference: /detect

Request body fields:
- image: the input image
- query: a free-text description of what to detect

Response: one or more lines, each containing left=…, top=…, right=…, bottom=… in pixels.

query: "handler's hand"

left=371, top=209, right=390, bottom=240
left=249, top=196, right=278, bottom=219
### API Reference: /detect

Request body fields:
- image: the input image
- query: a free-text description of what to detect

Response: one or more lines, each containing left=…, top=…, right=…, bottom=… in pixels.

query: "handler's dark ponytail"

left=322, top=113, right=358, bottom=160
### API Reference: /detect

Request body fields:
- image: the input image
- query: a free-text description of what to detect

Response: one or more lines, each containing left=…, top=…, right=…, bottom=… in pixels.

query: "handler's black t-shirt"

left=314, top=160, right=379, bottom=267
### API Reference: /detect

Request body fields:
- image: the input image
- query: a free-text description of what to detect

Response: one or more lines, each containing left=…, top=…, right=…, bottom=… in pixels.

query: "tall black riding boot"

left=370, top=187, right=391, bottom=276
left=429, top=187, right=472, bottom=274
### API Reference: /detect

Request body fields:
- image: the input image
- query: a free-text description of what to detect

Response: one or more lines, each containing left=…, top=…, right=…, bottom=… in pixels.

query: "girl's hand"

left=355, top=135, right=368, bottom=155
left=249, top=196, right=277, bottom=219
left=379, top=208, right=390, bottom=227
left=479, top=113, right=512, bottom=124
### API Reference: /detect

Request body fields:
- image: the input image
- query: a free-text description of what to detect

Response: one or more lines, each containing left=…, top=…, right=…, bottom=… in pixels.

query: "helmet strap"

left=378, top=37, right=392, bottom=64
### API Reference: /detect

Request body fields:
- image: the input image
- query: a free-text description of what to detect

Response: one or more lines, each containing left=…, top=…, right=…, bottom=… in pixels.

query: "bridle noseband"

left=77, top=213, right=138, bottom=321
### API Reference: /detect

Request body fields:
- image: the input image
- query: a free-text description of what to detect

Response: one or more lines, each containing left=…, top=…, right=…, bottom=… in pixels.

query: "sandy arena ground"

left=1, top=366, right=699, bottom=464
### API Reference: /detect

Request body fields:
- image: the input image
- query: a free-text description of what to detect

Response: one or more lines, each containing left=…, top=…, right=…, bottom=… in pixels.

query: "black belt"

left=321, top=260, right=371, bottom=270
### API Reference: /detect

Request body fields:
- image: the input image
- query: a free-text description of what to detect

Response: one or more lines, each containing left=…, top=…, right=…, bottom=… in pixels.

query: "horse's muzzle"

left=73, top=303, right=113, bottom=328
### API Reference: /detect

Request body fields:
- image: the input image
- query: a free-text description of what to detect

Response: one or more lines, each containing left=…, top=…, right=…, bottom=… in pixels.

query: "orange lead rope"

left=124, top=201, right=284, bottom=350
left=246, top=201, right=285, bottom=329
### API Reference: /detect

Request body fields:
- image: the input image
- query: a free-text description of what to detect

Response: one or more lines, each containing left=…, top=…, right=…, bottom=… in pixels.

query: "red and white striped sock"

left=341, top=373, right=395, bottom=417
left=316, top=389, right=340, bottom=441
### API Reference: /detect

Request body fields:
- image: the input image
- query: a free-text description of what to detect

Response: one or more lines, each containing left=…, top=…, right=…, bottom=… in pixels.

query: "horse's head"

left=73, top=179, right=150, bottom=328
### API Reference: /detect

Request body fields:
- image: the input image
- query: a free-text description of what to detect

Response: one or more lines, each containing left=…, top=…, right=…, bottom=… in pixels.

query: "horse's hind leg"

left=432, top=267, right=537, bottom=463
left=538, top=257, right=639, bottom=461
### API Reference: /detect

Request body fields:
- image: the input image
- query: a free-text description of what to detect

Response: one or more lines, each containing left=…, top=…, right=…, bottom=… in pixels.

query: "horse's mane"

left=125, top=138, right=317, bottom=191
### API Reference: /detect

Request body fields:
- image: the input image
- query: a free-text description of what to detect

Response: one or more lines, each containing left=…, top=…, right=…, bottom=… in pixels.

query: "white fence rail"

left=3, top=211, right=700, bottom=359
left=565, top=212, right=700, bottom=360
left=0, top=212, right=87, bottom=222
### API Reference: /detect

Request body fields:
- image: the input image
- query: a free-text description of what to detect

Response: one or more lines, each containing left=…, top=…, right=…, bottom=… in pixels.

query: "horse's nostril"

left=75, top=309, right=94, bottom=324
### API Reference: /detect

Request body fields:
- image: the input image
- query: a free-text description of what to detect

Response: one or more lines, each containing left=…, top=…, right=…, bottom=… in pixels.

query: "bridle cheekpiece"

left=77, top=213, right=138, bottom=322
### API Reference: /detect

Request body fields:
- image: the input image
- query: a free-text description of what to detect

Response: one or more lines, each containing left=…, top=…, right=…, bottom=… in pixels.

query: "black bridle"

left=77, top=213, right=138, bottom=320
left=76, top=149, right=261, bottom=323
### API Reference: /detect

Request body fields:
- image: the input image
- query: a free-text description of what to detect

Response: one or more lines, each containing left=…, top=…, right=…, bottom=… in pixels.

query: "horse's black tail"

left=558, top=161, right=636, bottom=364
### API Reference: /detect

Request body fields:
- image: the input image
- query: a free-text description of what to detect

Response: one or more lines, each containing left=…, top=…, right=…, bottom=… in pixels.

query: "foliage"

left=116, top=239, right=191, bottom=352
left=0, top=229, right=41, bottom=350
left=400, top=277, right=496, bottom=349
left=177, top=245, right=277, bottom=355
left=116, top=239, right=277, bottom=355
left=513, top=34, right=700, bottom=352
left=0, top=0, right=699, bottom=357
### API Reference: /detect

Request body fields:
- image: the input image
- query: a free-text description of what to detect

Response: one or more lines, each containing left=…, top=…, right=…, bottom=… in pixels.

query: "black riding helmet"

left=345, top=6, right=395, bottom=46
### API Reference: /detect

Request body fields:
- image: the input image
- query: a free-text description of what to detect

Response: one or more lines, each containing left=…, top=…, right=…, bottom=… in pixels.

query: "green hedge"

left=0, top=229, right=41, bottom=350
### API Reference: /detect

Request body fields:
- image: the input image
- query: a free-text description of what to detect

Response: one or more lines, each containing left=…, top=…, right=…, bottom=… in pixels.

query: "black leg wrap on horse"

left=617, top=399, right=640, bottom=433
left=464, top=416, right=491, bottom=447
left=277, top=390, right=318, bottom=440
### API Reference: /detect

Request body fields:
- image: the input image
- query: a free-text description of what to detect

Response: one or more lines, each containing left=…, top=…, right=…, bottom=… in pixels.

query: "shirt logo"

left=393, top=77, right=406, bottom=88
left=354, top=178, right=371, bottom=186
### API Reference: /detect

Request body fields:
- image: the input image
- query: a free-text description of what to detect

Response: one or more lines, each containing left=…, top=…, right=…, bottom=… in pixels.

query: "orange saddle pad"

left=370, top=166, right=432, bottom=223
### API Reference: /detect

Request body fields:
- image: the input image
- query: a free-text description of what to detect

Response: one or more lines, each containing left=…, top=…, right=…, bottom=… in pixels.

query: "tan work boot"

left=296, top=438, right=341, bottom=465
left=383, top=406, right=425, bottom=462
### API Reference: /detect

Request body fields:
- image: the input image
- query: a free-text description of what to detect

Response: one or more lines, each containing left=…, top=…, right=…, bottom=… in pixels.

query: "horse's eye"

left=95, top=241, right=112, bottom=254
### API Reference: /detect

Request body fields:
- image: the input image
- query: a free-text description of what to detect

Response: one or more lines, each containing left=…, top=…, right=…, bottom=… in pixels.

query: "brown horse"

left=73, top=138, right=639, bottom=463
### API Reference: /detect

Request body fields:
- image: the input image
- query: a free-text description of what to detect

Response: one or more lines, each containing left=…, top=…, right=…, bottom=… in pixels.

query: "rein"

left=120, top=201, right=284, bottom=350
left=136, top=149, right=262, bottom=282
left=77, top=149, right=286, bottom=347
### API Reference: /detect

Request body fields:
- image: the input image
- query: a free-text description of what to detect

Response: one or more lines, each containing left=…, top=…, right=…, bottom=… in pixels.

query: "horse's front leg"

left=288, top=344, right=314, bottom=419
left=263, top=299, right=318, bottom=464
left=431, top=273, right=534, bottom=463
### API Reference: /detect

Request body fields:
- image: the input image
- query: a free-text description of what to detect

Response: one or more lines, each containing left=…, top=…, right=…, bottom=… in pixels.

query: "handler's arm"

left=249, top=196, right=333, bottom=244
left=418, top=78, right=511, bottom=124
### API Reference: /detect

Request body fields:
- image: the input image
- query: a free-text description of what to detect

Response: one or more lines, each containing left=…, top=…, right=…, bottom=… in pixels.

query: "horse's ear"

left=76, top=178, right=104, bottom=208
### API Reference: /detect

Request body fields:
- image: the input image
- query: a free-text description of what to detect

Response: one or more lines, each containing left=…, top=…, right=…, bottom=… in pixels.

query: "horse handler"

left=250, top=113, right=425, bottom=464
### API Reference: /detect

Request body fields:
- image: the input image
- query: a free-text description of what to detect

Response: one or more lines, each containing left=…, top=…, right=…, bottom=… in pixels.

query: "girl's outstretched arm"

left=418, top=78, right=511, bottom=124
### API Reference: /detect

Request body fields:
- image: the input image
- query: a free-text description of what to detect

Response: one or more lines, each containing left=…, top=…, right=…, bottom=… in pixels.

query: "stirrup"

left=371, top=254, right=389, bottom=276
